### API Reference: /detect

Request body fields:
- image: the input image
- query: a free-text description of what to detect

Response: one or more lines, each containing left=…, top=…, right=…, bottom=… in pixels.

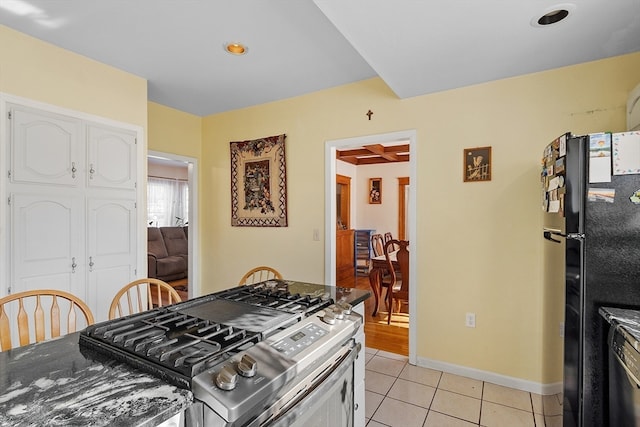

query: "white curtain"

left=147, top=177, right=189, bottom=227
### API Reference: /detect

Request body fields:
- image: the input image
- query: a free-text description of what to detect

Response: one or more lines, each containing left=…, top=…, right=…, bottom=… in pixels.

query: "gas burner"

left=219, top=281, right=334, bottom=315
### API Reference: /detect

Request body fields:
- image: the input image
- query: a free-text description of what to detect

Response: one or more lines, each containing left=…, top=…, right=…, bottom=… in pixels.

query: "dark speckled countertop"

left=0, top=283, right=370, bottom=427
left=599, top=306, right=640, bottom=348
left=0, top=331, right=193, bottom=427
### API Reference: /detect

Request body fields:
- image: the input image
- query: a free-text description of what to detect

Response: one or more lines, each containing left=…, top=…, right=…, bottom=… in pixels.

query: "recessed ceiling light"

left=531, top=3, right=575, bottom=27
left=224, top=42, right=248, bottom=56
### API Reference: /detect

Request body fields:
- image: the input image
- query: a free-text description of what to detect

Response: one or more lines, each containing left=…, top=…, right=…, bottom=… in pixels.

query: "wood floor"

left=353, top=275, right=409, bottom=356
left=169, top=276, right=409, bottom=356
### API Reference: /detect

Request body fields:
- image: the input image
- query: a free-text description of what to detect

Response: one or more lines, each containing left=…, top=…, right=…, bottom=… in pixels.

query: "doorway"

left=147, top=151, right=199, bottom=298
left=324, top=130, right=417, bottom=364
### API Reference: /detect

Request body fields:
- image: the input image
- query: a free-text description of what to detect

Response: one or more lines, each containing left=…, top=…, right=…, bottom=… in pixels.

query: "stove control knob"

left=322, top=309, right=336, bottom=325
left=337, top=302, right=352, bottom=315
left=333, top=307, right=345, bottom=320
left=238, top=354, right=257, bottom=377
left=216, top=365, right=238, bottom=391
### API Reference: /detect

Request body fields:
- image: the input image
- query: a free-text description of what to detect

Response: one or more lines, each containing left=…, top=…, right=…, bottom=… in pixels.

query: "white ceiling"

left=1, top=0, right=639, bottom=117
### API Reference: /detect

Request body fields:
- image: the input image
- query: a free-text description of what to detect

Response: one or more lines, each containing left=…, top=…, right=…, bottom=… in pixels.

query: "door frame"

left=147, top=151, right=199, bottom=298
left=324, top=130, right=417, bottom=364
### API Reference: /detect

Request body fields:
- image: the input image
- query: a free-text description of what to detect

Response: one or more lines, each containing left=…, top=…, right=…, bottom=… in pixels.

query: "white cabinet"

left=10, top=106, right=82, bottom=186
left=10, top=193, right=85, bottom=297
left=4, top=101, right=140, bottom=323
left=87, top=123, right=137, bottom=190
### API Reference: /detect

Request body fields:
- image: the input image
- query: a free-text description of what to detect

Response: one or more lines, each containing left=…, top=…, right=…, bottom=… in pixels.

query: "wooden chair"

left=384, top=232, right=398, bottom=252
left=0, top=289, right=95, bottom=351
left=385, top=239, right=409, bottom=325
left=109, top=278, right=182, bottom=319
left=238, top=266, right=283, bottom=286
left=371, top=234, right=385, bottom=257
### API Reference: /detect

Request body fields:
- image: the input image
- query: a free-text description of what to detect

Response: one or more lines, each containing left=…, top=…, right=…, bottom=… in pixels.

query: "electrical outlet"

left=313, top=228, right=320, bottom=241
left=465, top=312, right=476, bottom=328
left=560, top=322, right=564, bottom=338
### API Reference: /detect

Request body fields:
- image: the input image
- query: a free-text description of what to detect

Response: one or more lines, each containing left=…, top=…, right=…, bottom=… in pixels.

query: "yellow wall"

left=147, top=102, right=201, bottom=159
left=0, top=25, right=147, bottom=128
left=201, top=53, right=640, bottom=385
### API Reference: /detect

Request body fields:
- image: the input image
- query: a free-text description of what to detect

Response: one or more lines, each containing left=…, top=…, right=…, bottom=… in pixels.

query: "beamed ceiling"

left=336, top=144, right=409, bottom=165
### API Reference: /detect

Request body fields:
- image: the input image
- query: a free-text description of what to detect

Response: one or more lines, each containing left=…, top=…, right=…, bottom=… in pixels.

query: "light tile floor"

left=364, top=347, right=563, bottom=427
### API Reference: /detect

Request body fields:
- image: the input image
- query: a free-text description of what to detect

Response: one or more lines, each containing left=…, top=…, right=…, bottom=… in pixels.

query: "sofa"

left=147, top=227, right=188, bottom=282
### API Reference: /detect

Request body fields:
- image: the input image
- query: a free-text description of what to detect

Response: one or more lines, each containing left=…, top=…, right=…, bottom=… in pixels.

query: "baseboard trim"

left=415, top=356, right=563, bottom=396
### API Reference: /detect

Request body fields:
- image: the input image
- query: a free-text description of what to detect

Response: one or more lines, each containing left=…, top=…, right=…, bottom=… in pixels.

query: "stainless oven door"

left=252, top=340, right=360, bottom=427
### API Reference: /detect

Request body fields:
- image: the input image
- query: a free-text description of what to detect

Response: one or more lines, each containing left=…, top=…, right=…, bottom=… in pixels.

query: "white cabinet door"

left=10, top=193, right=85, bottom=298
left=86, top=198, right=137, bottom=322
left=87, top=124, right=137, bottom=190
left=9, top=105, right=82, bottom=187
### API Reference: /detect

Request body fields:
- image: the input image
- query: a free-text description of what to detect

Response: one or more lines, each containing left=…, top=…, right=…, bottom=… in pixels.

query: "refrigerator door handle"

left=543, top=228, right=565, bottom=243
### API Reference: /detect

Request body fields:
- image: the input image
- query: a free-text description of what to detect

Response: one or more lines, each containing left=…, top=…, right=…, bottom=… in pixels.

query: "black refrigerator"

left=542, top=131, right=640, bottom=426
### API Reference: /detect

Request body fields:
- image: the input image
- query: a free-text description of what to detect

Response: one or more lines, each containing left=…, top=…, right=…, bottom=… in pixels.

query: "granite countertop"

left=599, top=306, right=640, bottom=347
left=279, top=281, right=371, bottom=307
left=0, top=282, right=369, bottom=427
left=0, top=332, right=193, bottom=427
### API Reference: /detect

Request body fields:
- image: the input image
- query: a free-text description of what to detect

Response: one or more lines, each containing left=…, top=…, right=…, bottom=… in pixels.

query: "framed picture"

left=369, top=178, right=382, bottom=204
left=230, top=134, right=288, bottom=227
left=463, top=146, right=492, bottom=182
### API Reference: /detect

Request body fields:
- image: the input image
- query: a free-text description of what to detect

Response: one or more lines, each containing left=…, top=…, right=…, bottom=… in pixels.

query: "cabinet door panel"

left=87, top=124, right=136, bottom=190
left=11, top=193, right=85, bottom=298
left=87, top=198, right=136, bottom=322
left=10, top=105, right=82, bottom=186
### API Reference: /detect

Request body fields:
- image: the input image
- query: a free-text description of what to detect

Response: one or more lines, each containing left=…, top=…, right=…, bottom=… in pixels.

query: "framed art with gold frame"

left=463, top=146, right=492, bottom=182
left=369, top=178, right=382, bottom=204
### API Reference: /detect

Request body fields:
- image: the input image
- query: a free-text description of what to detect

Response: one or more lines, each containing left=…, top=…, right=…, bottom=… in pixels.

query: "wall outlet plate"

left=465, top=312, right=476, bottom=328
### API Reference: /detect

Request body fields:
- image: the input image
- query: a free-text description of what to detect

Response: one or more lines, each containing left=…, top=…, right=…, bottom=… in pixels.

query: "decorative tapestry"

left=230, top=134, right=288, bottom=227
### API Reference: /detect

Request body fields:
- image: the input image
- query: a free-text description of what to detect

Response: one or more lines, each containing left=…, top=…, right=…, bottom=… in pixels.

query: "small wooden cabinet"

left=336, top=229, right=355, bottom=287
left=354, top=229, right=375, bottom=276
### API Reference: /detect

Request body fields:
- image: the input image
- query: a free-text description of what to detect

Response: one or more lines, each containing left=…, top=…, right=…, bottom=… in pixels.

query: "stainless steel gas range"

left=79, top=281, right=365, bottom=427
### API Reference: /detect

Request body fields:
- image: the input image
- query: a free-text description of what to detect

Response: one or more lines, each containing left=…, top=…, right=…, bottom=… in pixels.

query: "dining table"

left=368, top=250, right=398, bottom=316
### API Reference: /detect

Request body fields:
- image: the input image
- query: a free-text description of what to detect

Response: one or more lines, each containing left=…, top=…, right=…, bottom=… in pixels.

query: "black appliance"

left=542, top=132, right=640, bottom=426
left=80, top=281, right=363, bottom=426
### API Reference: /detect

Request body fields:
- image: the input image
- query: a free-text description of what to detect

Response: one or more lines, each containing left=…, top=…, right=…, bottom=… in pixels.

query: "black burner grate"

left=80, top=306, right=261, bottom=383
left=217, top=281, right=334, bottom=315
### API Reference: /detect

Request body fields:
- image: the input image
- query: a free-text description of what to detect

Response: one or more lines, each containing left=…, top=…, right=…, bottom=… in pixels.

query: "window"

left=147, top=177, right=189, bottom=227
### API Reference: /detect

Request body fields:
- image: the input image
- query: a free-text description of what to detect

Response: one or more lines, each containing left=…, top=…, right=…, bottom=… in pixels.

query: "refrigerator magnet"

left=587, top=188, right=615, bottom=203
left=630, top=189, right=640, bottom=205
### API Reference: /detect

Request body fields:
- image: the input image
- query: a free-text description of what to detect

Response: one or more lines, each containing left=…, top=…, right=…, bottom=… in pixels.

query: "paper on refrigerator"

left=612, top=131, right=640, bottom=175
left=588, top=133, right=612, bottom=183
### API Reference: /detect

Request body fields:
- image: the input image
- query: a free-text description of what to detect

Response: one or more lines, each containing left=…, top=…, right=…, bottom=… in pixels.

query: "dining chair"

left=371, top=234, right=385, bottom=257
left=109, top=278, right=182, bottom=319
left=384, top=232, right=398, bottom=252
left=385, top=239, right=409, bottom=325
left=238, top=266, right=283, bottom=286
left=0, top=289, right=95, bottom=351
